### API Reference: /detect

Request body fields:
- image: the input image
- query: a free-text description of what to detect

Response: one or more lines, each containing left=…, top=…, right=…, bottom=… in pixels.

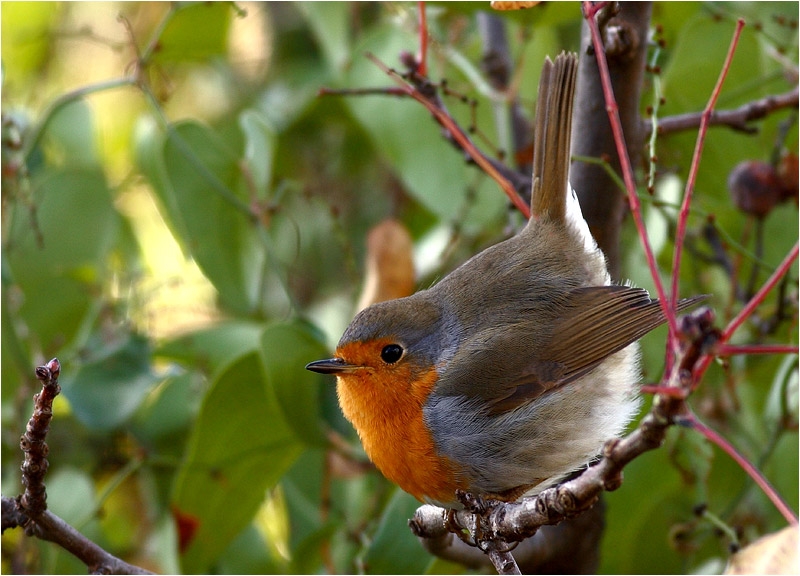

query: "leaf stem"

left=22, top=77, right=137, bottom=163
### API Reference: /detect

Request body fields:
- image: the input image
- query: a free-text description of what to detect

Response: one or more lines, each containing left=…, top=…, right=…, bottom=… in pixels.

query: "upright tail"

left=530, top=52, right=578, bottom=222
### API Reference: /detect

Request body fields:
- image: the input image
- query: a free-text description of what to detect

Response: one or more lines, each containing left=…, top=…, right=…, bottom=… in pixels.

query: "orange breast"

left=335, top=344, right=463, bottom=505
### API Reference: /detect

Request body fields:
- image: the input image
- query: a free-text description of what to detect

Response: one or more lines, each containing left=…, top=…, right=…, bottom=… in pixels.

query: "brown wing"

left=440, top=286, right=703, bottom=413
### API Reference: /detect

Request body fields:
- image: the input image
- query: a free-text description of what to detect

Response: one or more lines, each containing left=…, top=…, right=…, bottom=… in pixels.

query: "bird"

left=307, top=52, right=699, bottom=508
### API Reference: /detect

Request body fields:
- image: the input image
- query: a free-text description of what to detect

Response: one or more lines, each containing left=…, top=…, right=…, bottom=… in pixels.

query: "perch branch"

left=411, top=307, right=722, bottom=552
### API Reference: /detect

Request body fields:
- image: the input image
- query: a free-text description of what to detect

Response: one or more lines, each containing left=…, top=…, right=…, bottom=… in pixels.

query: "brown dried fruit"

left=727, top=160, right=782, bottom=219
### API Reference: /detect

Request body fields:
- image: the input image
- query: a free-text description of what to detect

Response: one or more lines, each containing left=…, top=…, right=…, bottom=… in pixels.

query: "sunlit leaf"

left=152, top=2, right=234, bottom=62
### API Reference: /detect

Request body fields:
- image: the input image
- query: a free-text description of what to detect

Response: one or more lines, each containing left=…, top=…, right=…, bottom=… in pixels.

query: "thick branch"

left=571, top=1, right=653, bottom=280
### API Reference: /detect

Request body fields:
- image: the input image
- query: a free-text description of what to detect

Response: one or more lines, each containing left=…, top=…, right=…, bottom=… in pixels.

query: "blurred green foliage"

left=1, top=2, right=797, bottom=574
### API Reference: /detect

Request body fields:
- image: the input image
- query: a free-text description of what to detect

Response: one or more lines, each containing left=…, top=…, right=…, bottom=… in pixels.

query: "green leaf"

left=130, top=372, right=199, bottom=453
left=239, top=109, right=277, bottom=197
left=44, top=467, right=105, bottom=574
left=152, top=2, right=234, bottom=63
left=172, top=350, right=303, bottom=573
left=133, top=117, right=192, bottom=248
left=4, top=166, right=118, bottom=354
left=42, top=99, right=98, bottom=167
left=764, top=354, right=799, bottom=429
left=158, top=121, right=266, bottom=314
left=217, top=523, right=287, bottom=574
left=60, top=334, right=158, bottom=431
left=363, top=489, right=434, bottom=574
left=343, top=23, right=506, bottom=232
left=157, top=319, right=263, bottom=374
left=281, top=449, right=325, bottom=553
left=602, top=444, right=695, bottom=574
left=260, top=320, right=329, bottom=446
left=298, top=2, right=352, bottom=73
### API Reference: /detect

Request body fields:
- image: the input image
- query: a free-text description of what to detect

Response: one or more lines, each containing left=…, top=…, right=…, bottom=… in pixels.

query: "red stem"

left=716, top=343, right=799, bottom=356
left=685, top=413, right=799, bottom=526
left=581, top=2, right=677, bottom=344
left=417, top=2, right=428, bottom=77
left=365, top=53, right=530, bottom=218
left=671, top=20, right=745, bottom=311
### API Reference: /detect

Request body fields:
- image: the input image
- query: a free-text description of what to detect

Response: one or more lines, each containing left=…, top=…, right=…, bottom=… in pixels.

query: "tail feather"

left=531, top=52, right=578, bottom=222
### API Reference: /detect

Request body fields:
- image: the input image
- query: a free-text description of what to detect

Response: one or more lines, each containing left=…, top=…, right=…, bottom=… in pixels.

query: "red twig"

left=582, top=2, right=677, bottom=345
left=365, top=52, right=531, bottom=218
left=682, top=413, right=799, bottom=525
left=695, top=243, right=799, bottom=382
left=670, top=20, right=745, bottom=312
left=716, top=343, right=799, bottom=356
left=722, top=243, right=799, bottom=342
left=417, top=1, right=428, bottom=77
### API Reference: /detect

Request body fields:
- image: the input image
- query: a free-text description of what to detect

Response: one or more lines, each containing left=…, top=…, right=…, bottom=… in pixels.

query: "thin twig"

left=646, top=86, right=799, bottom=136
left=716, top=343, right=799, bottom=356
left=681, top=414, right=798, bottom=525
left=2, top=359, right=153, bottom=574
left=417, top=1, right=428, bottom=77
left=365, top=52, right=531, bottom=218
left=694, top=243, right=799, bottom=382
left=18, top=358, right=61, bottom=523
left=671, top=20, right=745, bottom=312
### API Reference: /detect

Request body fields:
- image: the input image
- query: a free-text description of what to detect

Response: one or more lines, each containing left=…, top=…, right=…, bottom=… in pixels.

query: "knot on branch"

left=603, top=23, right=639, bottom=60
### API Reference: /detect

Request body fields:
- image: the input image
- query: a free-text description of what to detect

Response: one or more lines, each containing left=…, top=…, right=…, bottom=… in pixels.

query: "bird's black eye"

left=380, top=344, right=404, bottom=364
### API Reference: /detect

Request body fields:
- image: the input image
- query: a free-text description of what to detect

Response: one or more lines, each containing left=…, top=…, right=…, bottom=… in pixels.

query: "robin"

left=307, top=53, right=698, bottom=508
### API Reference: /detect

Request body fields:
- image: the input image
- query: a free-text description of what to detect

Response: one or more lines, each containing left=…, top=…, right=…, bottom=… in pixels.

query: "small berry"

left=728, top=160, right=782, bottom=219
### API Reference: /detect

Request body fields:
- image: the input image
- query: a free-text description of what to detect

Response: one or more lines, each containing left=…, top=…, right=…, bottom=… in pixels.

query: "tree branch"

left=1, top=359, right=153, bottom=575
left=647, top=85, right=799, bottom=136
left=571, top=1, right=653, bottom=280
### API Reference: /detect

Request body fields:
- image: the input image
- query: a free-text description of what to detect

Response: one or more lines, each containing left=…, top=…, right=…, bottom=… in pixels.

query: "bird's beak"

left=305, top=357, right=359, bottom=375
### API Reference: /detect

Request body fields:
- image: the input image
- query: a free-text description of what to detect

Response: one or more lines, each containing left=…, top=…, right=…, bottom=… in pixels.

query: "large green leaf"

left=146, top=121, right=267, bottom=314
left=172, top=349, right=304, bottom=573
left=157, top=319, right=263, bottom=374
left=260, top=320, right=328, bottom=446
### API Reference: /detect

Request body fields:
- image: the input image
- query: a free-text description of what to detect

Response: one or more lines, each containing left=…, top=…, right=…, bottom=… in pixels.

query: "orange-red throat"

left=331, top=339, right=463, bottom=506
